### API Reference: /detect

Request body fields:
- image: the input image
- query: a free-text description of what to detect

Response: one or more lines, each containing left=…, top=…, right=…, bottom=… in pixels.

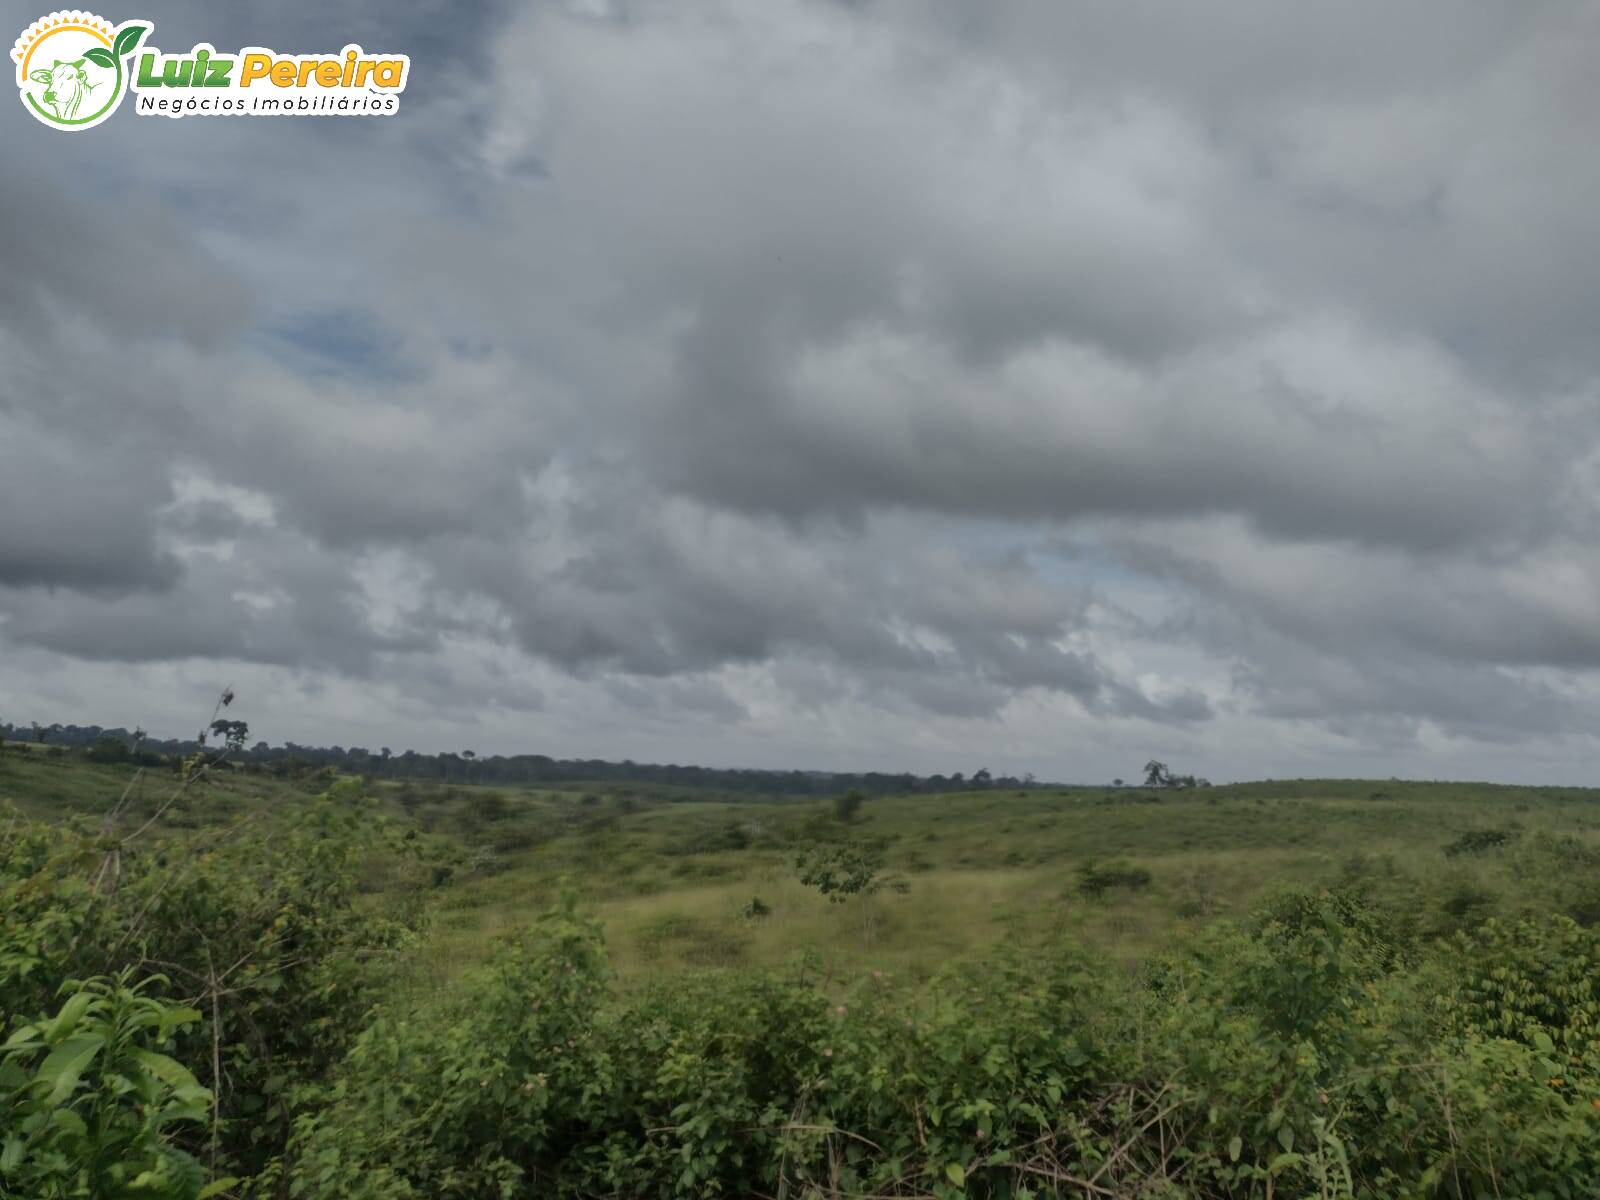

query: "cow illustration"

left=29, top=59, right=97, bottom=121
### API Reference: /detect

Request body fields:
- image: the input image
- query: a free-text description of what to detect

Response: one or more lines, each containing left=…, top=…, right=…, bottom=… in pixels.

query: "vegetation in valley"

left=7, top=722, right=1600, bottom=1197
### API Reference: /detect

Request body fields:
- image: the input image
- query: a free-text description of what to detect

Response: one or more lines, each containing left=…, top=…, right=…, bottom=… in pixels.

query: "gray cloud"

left=5, top=0, right=1600, bottom=781
left=0, top=419, right=177, bottom=592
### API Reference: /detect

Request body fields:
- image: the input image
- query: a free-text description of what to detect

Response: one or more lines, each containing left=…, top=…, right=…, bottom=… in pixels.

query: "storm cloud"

left=6, top=0, right=1600, bottom=782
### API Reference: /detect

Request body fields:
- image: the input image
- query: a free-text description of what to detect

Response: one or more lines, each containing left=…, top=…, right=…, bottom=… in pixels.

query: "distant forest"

left=0, top=721, right=1040, bottom=795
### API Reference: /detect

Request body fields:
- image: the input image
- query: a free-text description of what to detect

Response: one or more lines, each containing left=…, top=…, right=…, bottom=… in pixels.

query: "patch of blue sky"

left=258, top=309, right=421, bottom=384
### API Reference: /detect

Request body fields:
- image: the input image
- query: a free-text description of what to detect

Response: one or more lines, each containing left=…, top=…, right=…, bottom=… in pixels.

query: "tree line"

left=0, top=721, right=1042, bottom=796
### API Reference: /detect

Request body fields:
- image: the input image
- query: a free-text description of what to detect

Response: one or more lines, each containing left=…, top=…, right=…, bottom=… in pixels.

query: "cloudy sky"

left=6, top=0, right=1600, bottom=783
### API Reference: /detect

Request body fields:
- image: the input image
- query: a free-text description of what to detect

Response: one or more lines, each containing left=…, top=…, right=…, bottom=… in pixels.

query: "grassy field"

left=0, top=742, right=305, bottom=823
left=405, top=776, right=1600, bottom=989
left=15, top=745, right=1593, bottom=987
left=8, top=743, right=1600, bottom=993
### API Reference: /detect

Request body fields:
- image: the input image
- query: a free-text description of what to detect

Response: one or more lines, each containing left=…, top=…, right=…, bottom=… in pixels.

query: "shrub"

left=0, top=780, right=421, bottom=1184
left=1443, top=827, right=1517, bottom=856
left=1438, top=881, right=1496, bottom=931
left=101, top=782, right=418, bottom=1176
left=0, top=972, right=225, bottom=1199
left=85, top=734, right=133, bottom=764
left=470, top=791, right=510, bottom=823
left=1075, top=858, right=1151, bottom=898
left=1436, top=915, right=1600, bottom=1050
left=832, top=788, right=866, bottom=823
left=224, top=886, right=1600, bottom=1198
left=277, top=924, right=1116, bottom=1199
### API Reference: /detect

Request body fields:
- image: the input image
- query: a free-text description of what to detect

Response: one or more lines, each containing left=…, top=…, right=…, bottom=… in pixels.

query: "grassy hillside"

left=0, top=741, right=309, bottom=823
left=398, top=774, right=1600, bottom=989
left=15, top=743, right=1591, bottom=983
left=10, top=745, right=1599, bottom=990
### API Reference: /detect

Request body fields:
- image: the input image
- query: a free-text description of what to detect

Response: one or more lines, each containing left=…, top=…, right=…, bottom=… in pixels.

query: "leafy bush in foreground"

left=270, top=892, right=1600, bottom=1199
left=0, top=972, right=225, bottom=1200
left=0, top=779, right=425, bottom=1190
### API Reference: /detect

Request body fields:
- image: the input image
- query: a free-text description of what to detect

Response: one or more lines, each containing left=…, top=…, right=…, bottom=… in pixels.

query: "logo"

left=13, top=11, right=410, bottom=129
left=12, top=10, right=148, bottom=130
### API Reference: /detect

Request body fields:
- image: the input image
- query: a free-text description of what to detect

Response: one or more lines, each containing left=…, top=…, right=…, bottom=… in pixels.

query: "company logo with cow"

left=13, top=10, right=409, bottom=130
left=12, top=11, right=147, bottom=129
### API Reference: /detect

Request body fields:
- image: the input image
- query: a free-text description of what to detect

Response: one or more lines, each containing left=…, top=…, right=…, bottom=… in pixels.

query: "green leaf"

left=1227, top=1135, right=1242, bottom=1162
left=48, top=1108, right=86, bottom=1137
left=133, top=1049, right=203, bottom=1092
left=198, top=1178, right=240, bottom=1198
left=113, top=23, right=150, bottom=60
left=945, top=1162, right=965, bottom=1187
left=1276, top=1124, right=1295, bottom=1153
left=157, top=1007, right=203, bottom=1040
left=45, top=990, right=95, bottom=1043
left=154, top=1100, right=209, bottom=1126
left=35, top=1034, right=103, bottom=1105
left=83, top=46, right=115, bottom=68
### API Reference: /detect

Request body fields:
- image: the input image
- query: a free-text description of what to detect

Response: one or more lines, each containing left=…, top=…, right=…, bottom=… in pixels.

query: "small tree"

left=796, top=841, right=883, bottom=902
left=207, top=719, right=250, bottom=754
left=795, top=840, right=903, bottom=940
left=1143, top=760, right=1170, bottom=787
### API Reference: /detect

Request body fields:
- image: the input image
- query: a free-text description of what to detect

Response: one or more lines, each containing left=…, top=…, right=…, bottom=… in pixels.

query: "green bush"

left=741, top=895, right=771, bottom=920
left=0, top=972, right=227, bottom=1199
left=0, top=779, right=423, bottom=1185
left=833, top=788, right=866, bottom=823
left=1442, top=827, right=1517, bottom=856
left=1075, top=858, right=1152, bottom=898
left=273, top=892, right=1600, bottom=1198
